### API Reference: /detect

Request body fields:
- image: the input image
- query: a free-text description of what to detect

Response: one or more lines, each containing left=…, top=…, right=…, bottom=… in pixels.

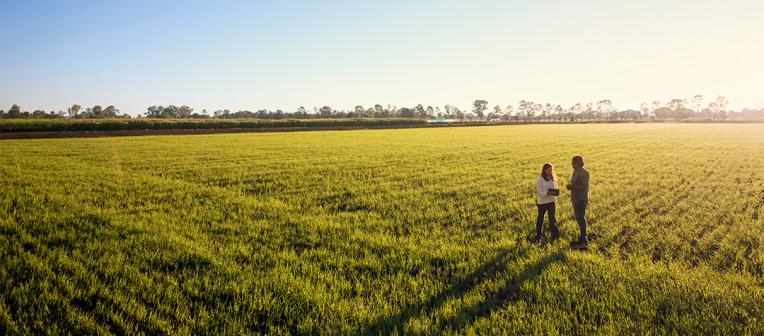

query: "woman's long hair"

left=541, top=163, right=557, bottom=181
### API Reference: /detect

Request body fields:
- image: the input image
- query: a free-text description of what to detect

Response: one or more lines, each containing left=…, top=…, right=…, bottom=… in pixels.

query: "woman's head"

left=541, top=163, right=557, bottom=181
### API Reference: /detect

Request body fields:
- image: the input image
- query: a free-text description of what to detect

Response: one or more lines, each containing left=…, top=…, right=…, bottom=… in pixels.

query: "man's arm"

left=566, top=172, right=576, bottom=190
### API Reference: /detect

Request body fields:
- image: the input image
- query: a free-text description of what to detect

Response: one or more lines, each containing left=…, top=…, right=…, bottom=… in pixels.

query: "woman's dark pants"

left=536, top=202, right=558, bottom=238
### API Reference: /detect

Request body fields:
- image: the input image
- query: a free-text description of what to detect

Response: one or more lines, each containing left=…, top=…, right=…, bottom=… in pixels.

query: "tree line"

left=0, top=104, right=128, bottom=119
left=2, top=95, right=763, bottom=121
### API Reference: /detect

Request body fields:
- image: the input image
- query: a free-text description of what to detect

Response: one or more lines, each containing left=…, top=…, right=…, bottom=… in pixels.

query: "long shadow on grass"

left=436, top=249, right=567, bottom=333
left=358, top=244, right=565, bottom=334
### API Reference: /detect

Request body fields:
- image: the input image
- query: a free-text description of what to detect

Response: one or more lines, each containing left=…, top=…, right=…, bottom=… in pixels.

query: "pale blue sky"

left=1, top=0, right=762, bottom=116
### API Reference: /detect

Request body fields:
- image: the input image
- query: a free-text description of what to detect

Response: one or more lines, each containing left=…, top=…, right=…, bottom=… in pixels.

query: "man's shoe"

left=551, top=233, right=560, bottom=241
left=571, top=241, right=588, bottom=250
left=527, top=235, right=541, bottom=244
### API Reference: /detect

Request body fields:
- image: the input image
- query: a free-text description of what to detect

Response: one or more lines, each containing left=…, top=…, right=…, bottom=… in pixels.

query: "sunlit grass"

left=1, top=123, right=762, bottom=334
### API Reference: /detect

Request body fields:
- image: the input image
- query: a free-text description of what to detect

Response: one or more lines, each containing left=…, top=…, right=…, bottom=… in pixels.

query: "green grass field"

left=1, top=124, right=763, bottom=335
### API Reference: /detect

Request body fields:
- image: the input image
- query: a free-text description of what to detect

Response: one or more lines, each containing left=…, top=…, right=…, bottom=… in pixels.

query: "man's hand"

left=566, top=184, right=572, bottom=190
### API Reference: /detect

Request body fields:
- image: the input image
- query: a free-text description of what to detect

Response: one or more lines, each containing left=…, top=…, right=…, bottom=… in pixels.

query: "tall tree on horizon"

left=692, top=95, right=704, bottom=114
left=472, top=99, right=488, bottom=120
left=68, top=104, right=81, bottom=118
left=714, top=95, right=729, bottom=120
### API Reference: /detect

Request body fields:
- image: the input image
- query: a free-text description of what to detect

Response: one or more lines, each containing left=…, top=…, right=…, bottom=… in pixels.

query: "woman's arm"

left=536, top=178, right=547, bottom=198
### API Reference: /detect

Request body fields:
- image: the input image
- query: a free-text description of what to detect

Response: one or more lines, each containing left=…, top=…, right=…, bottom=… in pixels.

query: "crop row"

left=0, top=118, right=427, bottom=133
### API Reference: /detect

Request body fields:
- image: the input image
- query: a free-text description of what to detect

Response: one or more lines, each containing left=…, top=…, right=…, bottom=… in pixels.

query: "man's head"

left=572, top=155, right=584, bottom=169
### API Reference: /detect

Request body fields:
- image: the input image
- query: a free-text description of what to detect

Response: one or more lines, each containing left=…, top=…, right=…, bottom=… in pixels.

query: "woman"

left=531, top=162, right=560, bottom=242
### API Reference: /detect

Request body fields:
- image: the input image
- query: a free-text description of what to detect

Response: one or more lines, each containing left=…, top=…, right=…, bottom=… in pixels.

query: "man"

left=566, top=155, right=589, bottom=249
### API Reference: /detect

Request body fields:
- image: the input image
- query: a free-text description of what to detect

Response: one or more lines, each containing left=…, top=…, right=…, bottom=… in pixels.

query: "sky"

left=1, top=0, right=763, bottom=116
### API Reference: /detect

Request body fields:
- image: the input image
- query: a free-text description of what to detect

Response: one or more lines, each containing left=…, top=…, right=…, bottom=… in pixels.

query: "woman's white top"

left=535, top=176, right=558, bottom=205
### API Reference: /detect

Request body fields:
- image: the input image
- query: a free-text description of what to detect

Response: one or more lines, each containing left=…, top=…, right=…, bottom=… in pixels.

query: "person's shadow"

left=357, top=245, right=567, bottom=335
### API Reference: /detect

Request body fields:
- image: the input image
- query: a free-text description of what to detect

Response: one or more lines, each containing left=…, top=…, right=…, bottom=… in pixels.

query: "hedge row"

left=0, top=118, right=428, bottom=133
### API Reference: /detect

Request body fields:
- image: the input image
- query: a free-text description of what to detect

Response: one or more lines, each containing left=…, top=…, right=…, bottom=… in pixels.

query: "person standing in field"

left=530, top=163, right=560, bottom=243
left=567, top=155, right=590, bottom=249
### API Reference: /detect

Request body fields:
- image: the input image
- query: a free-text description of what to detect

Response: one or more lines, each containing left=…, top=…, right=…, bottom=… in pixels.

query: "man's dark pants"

left=573, top=199, right=588, bottom=243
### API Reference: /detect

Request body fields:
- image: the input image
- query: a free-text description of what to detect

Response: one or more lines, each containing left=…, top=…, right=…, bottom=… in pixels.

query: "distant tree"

left=426, top=106, right=435, bottom=119
left=399, top=107, right=416, bottom=118
left=596, top=100, right=614, bottom=119
left=415, top=104, right=426, bottom=118
left=67, top=104, right=81, bottom=118
left=651, top=101, right=661, bottom=117
left=85, top=105, right=103, bottom=118
left=489, top=105, right=503, bottom=120
left=554, top=105, right=564, bottom=121
left=472, top=99, right=488, bottom=120
left=740, top=108, right=764, bottom=120
left=692, top=95, right=704, bottom=114
left=503, top=105, right=513, bottom=120
left=568, top=103, right=582, bottom=121
left=584, top=103, right=594, bottom=120
left=714, top=95, right=729, bottom=120
left=390, top=105, right=400, bottom=117
left=444, top=104, right=454, bottom=119
left=705, top=102, right=718, bottom=118
left=674, top=107, right=695, bottom=119
left=103, top=105, right=119, bottom=118
left=144, top=105, right=193, bottom=118
left=177, top=105, right=193, bottom=118
left=387, top=104, right=396, bottom=117
left=212, top=109, right=230, bottom=118
left=319, top=106, right=333, bottom=117
left=533, top=104, right=542, bottom=120
left=535, top=103, right=544, bottom=120
left=373, top=104, right=384, bottom=117
left=146, top=106, right=163, bottom=118
left=8, top=104, right=21, bottom=117
left=453, top=106, right=465, bottom=119
left=654, top=107, right=673, bottom=119
left=640, top=103, right=650, bottom=119
left=594, top=101, right=604, bottom=119
left=540, top=103, right=551, bottom=120
left=517, top=100, right=529, bottom=121
left=667, top=98, right=686, bottom=111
